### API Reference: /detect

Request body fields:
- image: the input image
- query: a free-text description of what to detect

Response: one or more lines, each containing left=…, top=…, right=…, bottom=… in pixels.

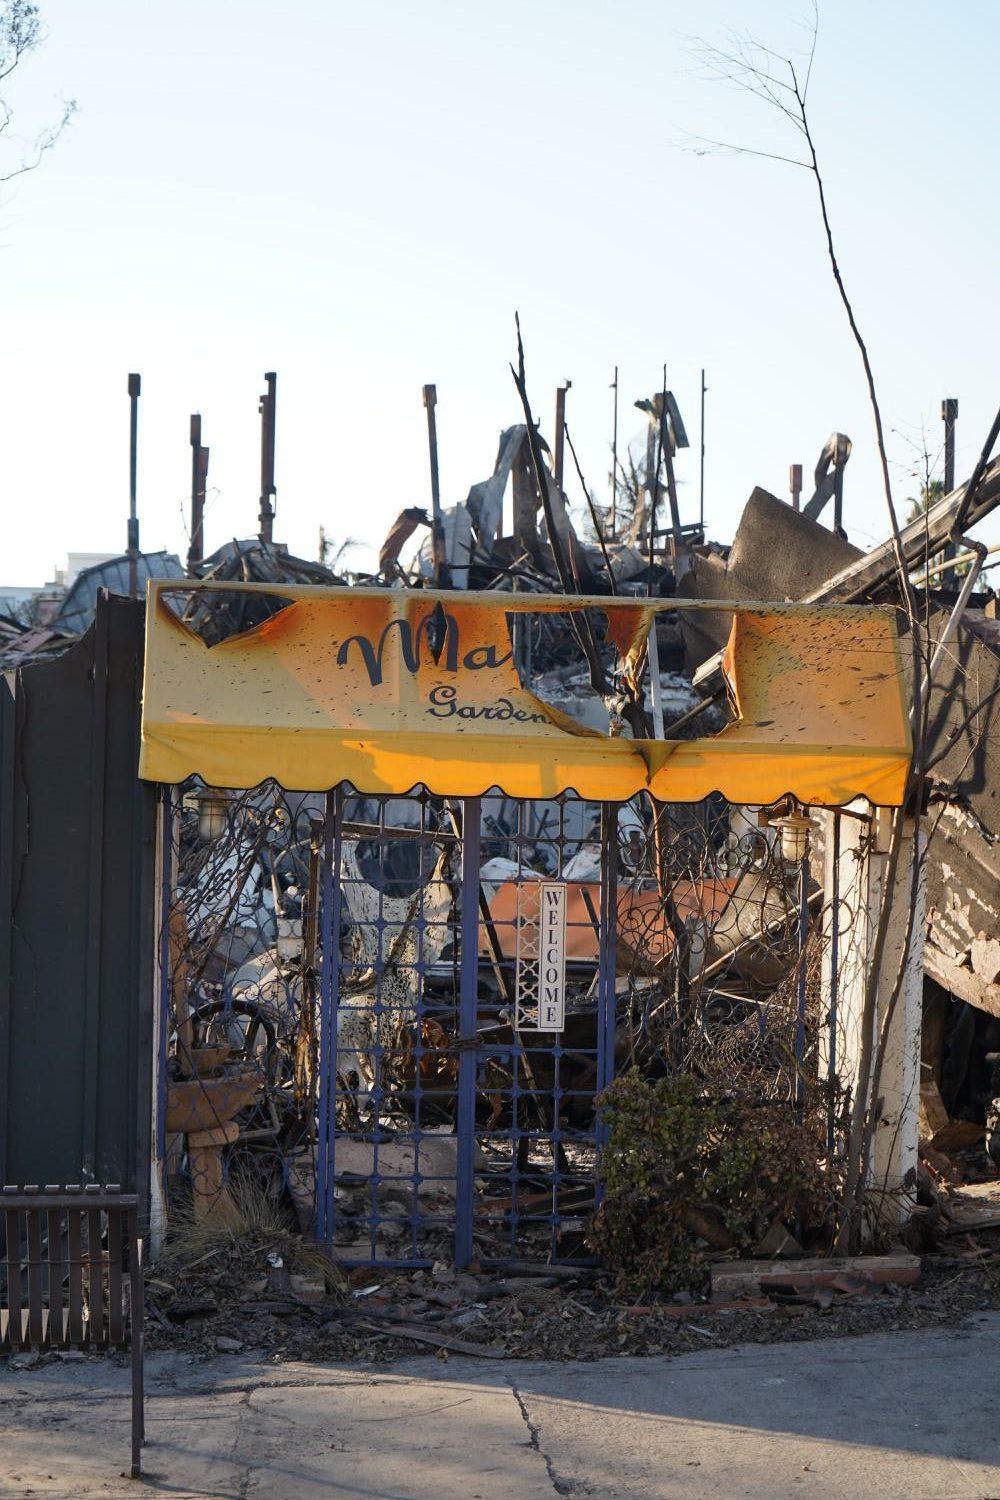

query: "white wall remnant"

left=820, top=802, right=925, bottom=1217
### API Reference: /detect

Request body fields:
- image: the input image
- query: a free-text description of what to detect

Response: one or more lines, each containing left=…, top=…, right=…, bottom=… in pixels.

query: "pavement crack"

left=232, top=1386, right=254, bottom=1499
left=509, top=1380, right=575, bottom=1497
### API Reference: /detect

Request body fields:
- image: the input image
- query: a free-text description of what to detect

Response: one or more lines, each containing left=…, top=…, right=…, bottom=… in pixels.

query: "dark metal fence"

left=0, top=596, right=154, bottom=1201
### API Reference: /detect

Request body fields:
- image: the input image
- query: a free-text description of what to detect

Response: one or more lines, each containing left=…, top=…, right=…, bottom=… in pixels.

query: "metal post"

left=155, top=788, right=173, bottom=1172
left=422, top=384, right=451, bottom=588
left=127, top=374, right=141, bottom=599
left=187, top=415, right=209, bottom=573
left=553, top=381, right=570, bottom=491
left=596, top=804, right=619, bottom=1111
left=610, top=366, right=619, bottom=535
left=128, top=1206, right=144, bottom=1475
left=789, top=463, right=803, bottom=513
left=315, top=789, right=341, bottom=1247
left=942, top=398, right=959, bottom=585
left=644, top=418, right=657, bottom=552
left=258, top=372, right=276, bottom=544
left=943, top=397, right=958, bottom=496
left=454, top=797, right=481, bottom=1269
left=699, top=368, right=706, bottom=534
left=189, top=414, right=202, bottom=570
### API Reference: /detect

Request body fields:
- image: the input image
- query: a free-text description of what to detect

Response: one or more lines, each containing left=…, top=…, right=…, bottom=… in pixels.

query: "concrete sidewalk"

left=2, top=1314, right=999, bottom=1499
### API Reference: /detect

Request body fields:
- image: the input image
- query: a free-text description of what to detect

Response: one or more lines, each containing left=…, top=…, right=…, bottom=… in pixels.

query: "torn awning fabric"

left=138, top=583, right=911, bottom=807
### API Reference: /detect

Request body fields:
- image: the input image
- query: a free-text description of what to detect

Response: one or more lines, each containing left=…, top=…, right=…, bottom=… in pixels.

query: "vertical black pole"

left=455, top=797, right=481, bottom=1269
left=699, top=368, right=706, bottom=535
left=943, top=398, right=958, bottom=493
left=595, top=803, right=619, bottom=1140
left=645, top=416, right=658, bottom=591
left=187, top=415, right=208, bottom=573
left=258, top=372, right=276, bottom=544
left=127, top=374, right=141, bottom=599
left=942, top=397, right=959, bottom=586
left=610, top=366, right=619, bottom=536
left=422, top=384, right=451, bottom=588
left=553, top=382, right=570, bottom=491
left=315, top=789, right=341, bottom=1249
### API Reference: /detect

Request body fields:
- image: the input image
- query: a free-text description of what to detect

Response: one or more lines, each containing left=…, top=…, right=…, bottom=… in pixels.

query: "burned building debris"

left=677, top=444, right=1000, bottom=1208
left=139, top=559, right=915, bottom=1290
left=0, top=549, right=185, bottom=669
left=4, top=364, right=1000, bottom=1353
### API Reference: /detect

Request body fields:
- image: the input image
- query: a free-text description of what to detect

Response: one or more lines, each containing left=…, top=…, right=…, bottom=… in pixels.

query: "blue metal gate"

left=314, top=789, right=618, bottom=1268
left=158, top=780, right=818, bottom=1270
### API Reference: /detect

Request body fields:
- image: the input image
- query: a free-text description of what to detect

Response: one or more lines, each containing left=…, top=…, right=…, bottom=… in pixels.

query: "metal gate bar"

left=314, top=788, right=340, bottom=1246
left=317, top=788, right=467, bottom=1266
left=470, top=795, right=612, bottom=1266
left=454, top=797, right=480, bottom=1269
left=596, top=802, right=619, bottom=1165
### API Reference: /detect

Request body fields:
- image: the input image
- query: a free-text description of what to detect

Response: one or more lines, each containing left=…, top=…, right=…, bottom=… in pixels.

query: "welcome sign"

left=514, top=881, right=568, bottom=1032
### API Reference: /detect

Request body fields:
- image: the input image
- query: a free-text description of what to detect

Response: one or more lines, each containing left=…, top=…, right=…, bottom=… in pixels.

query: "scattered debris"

left=709, top=1253, right=921, bottom=1299
left=138, top=1224, right=1000, bottom=1366
left=942, top=1181, right=1000, bottom=1234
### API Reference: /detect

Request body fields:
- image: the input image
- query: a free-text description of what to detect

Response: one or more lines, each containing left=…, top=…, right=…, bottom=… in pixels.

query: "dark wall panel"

left=0, top=595, right=153, bottom=1203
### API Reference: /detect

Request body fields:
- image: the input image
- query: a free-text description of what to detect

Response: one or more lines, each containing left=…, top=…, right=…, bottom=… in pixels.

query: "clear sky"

left=2, top=0, right=998, bottom=584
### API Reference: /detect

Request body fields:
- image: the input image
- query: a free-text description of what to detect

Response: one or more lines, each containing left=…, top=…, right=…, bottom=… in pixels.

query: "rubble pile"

left=676, top=464, right=1000, bottom=1210
left=0, top=611, right=76, bottom=669
left=156, top=410, right=1000, bottom=1296
left=181, top=539, right=346, bottom=645
left=0, top=550, right=186, bottom=669
left=9, top=379, right=1000, bottom=1323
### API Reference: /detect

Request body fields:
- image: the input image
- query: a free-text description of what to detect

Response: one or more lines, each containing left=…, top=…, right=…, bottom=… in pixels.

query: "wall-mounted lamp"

left=769, top=809, right=812, bottom=865
left=196, top=787, right=231, bottom=842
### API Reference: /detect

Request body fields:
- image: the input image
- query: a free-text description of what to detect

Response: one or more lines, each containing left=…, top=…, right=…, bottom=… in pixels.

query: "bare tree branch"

left=801, top=0, right=819, bottom=101
left=688, top=4, right=934, bottom=1254
left=0, top=95, right=74, bottom=184
left=680, top=131, right=811, bottom=170
left=0, top=2, right=75, bottom=191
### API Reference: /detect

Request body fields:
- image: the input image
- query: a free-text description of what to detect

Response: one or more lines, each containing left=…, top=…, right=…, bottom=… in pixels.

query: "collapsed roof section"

left=182, top=538, right=345, bottom=645
left=139, top=581, right=911, bottom=807
left=678, top=473, right=1000, bottom=1019
left=408, top=423, right=653, bottom=595
left=54, top=550, right=184, bottom=635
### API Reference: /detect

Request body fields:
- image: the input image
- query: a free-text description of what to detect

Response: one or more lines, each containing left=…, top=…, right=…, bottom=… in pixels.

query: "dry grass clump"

left=162, top=1173, right=346, bottom=1296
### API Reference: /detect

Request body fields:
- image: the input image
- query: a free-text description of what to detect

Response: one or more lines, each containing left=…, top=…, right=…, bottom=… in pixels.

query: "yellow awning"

left=139, top=583, right=911, bottom=807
